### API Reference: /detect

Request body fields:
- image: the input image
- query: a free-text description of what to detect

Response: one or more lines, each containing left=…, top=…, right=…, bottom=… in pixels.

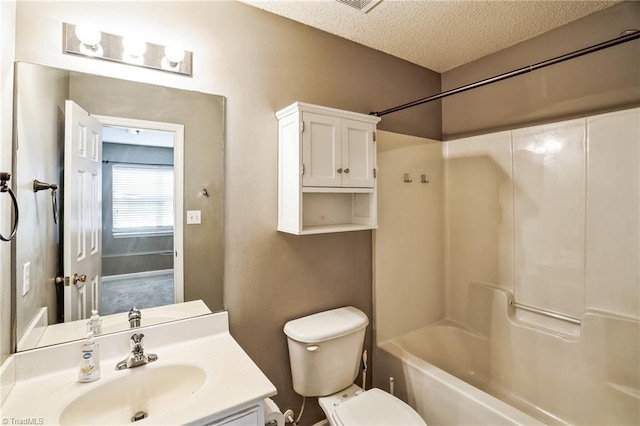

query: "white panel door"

left=341, top=119, right=375, bottom=188
left=302, top=112, right=342, bottom=187
left=64, top=100, right=102, bottom=322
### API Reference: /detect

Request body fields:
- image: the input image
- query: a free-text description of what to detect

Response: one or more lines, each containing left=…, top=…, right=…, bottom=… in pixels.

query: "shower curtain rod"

left=370, top=30, right=640, bottom=117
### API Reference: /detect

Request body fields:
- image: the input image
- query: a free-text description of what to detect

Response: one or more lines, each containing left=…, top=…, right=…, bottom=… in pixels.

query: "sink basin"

left=59, top=365, right=206, bottom=425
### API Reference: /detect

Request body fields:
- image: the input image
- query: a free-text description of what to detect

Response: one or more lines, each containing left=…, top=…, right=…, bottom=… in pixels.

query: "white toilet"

left=284, top=306, right=426, bottom=426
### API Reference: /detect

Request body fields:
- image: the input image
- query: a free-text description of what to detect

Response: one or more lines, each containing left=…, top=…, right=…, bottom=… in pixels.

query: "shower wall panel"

left=512, top=119, right=586, bottom=319
left=586, top=108, right=640, bottom=319
left=444, top=132, right=514, bottom=326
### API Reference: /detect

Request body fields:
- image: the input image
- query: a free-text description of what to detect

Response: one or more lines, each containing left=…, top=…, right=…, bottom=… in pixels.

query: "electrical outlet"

left=22, top=262, right=31, bottom=296
left=186, top=210, right=201, bottom=224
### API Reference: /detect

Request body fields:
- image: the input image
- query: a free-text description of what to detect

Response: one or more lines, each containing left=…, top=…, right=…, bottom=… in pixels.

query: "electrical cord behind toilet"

left=362, top=350, right=368, bottom=390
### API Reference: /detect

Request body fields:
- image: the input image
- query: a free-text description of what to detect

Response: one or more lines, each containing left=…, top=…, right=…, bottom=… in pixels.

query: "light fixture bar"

left=63, top=23, right=193, bottom=77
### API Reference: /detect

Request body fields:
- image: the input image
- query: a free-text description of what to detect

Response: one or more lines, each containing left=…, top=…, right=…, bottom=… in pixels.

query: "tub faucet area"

left=115, top=333, right=158, bottom=370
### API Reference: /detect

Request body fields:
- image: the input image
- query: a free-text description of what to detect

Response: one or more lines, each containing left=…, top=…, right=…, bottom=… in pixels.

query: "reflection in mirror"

left=12, top=62, right=225, bottom=352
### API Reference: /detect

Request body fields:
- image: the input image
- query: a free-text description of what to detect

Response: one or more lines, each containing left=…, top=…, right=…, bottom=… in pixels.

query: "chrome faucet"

left=115, top=333, right=158, bottom=370
left=129, top=307, right=141, bottom=328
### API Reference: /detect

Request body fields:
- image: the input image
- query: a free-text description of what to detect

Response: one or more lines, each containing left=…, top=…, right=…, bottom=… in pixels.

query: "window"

left=112, top=163, right=174, bottom=236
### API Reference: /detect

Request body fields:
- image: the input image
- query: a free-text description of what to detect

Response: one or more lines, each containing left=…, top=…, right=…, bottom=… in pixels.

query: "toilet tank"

left=284, top=306, right=369, bottom=397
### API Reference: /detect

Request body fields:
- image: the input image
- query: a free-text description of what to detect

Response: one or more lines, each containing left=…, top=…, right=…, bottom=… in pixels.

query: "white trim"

left=93, top=115, right=184, bottom=303
left=102, top=269, right=173, bottom=281
left=275, top=102, right=381, bottom=125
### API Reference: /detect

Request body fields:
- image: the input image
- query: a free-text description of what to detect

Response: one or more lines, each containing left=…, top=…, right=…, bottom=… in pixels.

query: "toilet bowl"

left=284, top=306, right=426, bottom=425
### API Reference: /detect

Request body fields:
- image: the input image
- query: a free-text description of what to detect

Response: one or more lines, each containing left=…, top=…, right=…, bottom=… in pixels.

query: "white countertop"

left=1, top=312, right=277, bottom=425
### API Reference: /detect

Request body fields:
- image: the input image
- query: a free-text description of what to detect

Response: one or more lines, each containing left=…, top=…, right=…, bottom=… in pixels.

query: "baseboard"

left=102, top=269, right=173, bottom=282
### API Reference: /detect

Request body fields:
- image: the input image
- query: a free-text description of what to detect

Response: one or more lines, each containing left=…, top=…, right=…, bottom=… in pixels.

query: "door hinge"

left=302, top=164, right=305, bottom=175
left=373, top=132, right=377, bottom=142
left=373, top=168, right=377, bottom=178
left=300, top=121, right=305, bottom=133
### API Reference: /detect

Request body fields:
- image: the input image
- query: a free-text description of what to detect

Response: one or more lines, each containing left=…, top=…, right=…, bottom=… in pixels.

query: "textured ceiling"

left=239, top=0, right=620, bottom=73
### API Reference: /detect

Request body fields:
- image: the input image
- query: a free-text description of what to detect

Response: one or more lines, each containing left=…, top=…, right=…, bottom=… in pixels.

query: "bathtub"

left=375, top=293, right=640, bottom=426
left=375, top=321, right=546, bottom=425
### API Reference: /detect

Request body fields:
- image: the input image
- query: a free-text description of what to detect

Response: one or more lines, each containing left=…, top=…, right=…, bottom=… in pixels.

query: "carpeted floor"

left=101, top=271, right=174, bottom=315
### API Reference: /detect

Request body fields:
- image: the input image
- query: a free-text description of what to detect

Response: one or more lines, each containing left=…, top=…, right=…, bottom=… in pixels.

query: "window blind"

left=112, top=163, right=174, bottom=236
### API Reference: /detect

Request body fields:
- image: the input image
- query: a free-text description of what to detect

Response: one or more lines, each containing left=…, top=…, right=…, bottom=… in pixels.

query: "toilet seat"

left=331, top=388, right=426, bottom=426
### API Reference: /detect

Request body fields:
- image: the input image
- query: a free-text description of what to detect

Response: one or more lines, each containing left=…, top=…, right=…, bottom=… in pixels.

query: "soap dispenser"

left=78, top=332, right=101, bottom=383
left=87, top=310, right=102, bottom=335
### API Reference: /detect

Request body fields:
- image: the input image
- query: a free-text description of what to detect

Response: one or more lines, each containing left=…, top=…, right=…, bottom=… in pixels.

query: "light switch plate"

left=22, top=262, right=31, bottom=296
left=187, top=210, right=201, bottom=224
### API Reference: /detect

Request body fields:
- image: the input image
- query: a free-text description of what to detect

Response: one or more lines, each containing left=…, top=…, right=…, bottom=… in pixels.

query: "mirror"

left=12, top=62, right=225, bottom=351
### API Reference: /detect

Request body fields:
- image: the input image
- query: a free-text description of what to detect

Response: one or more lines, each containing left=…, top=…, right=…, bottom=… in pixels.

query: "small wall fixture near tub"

left=276, top=102, right=381, bottom=235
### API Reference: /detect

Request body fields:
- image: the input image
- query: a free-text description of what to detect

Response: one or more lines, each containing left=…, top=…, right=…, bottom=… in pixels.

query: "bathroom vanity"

left=0, top=311, right=277, bottom=425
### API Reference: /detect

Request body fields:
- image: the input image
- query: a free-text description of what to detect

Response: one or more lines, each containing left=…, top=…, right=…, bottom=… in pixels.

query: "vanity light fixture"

left=64, top=22, right=193, bottom=77
left=122, top=36, right=147, bottom=65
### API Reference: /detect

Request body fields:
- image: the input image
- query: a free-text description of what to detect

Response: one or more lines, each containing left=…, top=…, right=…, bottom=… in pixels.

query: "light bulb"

left=122, top=37, right=146, bottom=58
left=165, top=44, right=185, bottom=65
left=75, top=24, right=101, bottom=48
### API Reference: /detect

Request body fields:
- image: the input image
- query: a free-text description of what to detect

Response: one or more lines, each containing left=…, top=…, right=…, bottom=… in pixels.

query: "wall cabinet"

left=276, top=102, right=380, bottom=235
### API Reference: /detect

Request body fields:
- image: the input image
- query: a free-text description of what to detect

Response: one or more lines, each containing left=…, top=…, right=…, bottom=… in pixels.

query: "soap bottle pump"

left=87, top=309, right=102, bottom=335
left=78, top=332, right=101, bottom=383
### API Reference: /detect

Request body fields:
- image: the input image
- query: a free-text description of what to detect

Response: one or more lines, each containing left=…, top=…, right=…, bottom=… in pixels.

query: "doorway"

left=94, top=115, right=184, bottom=317
left=99, top=124, right=182, bottom=314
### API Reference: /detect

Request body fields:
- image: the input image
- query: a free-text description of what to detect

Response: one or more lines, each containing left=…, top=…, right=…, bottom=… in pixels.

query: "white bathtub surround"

left=513, top=118, right=587, bottom=319
left=445, top=107, right=640, bottom=327
left=374, top=131, right=445, bottom=343
left=377, top=282, right=639, bottom=424
left=373, top=108, right=640, bottom=425
left=0, top=311, right=277, bottom=424
left=442, top=130, right=514, bottom=326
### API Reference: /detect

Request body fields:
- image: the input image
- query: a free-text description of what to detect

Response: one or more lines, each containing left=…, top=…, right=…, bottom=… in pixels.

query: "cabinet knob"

left=344, top=168, right=350, bottom=174
left=337, top=168, right=343, bottom=174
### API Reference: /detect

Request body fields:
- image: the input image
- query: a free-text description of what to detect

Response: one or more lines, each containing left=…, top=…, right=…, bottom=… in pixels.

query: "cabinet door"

left=341, top=119, right=375, bottom=188
left=302, top=112, right=342, bottom=187
left=205, top=405, right=261, bottom=426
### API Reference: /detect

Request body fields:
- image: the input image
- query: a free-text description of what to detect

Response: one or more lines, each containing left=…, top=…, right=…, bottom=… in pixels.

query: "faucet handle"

left=130, top=333, right=145, bottom=352
left=131, top=333, right=144, bottom=344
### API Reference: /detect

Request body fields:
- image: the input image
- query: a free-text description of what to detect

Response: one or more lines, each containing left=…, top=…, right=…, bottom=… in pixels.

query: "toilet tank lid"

left=284, top=307, right=369, bottom=344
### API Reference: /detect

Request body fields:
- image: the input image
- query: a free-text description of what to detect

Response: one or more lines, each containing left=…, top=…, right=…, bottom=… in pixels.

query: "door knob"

left=344, top=168, right=350, bottom=174
left=337, top=168, right=343, bottom=174
left=55, top=273, right=87, bottom=286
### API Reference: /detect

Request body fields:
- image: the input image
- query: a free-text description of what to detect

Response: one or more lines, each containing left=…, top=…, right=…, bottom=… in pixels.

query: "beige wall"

left=6, top=1, right=441, bottom=422
left=442, top=1, right=640, bottom=139
left=0, top=0, right=16, bottom=364
left=14, top=64, right=67, bottom=340
left=374, top=131, right=444, bottom=343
